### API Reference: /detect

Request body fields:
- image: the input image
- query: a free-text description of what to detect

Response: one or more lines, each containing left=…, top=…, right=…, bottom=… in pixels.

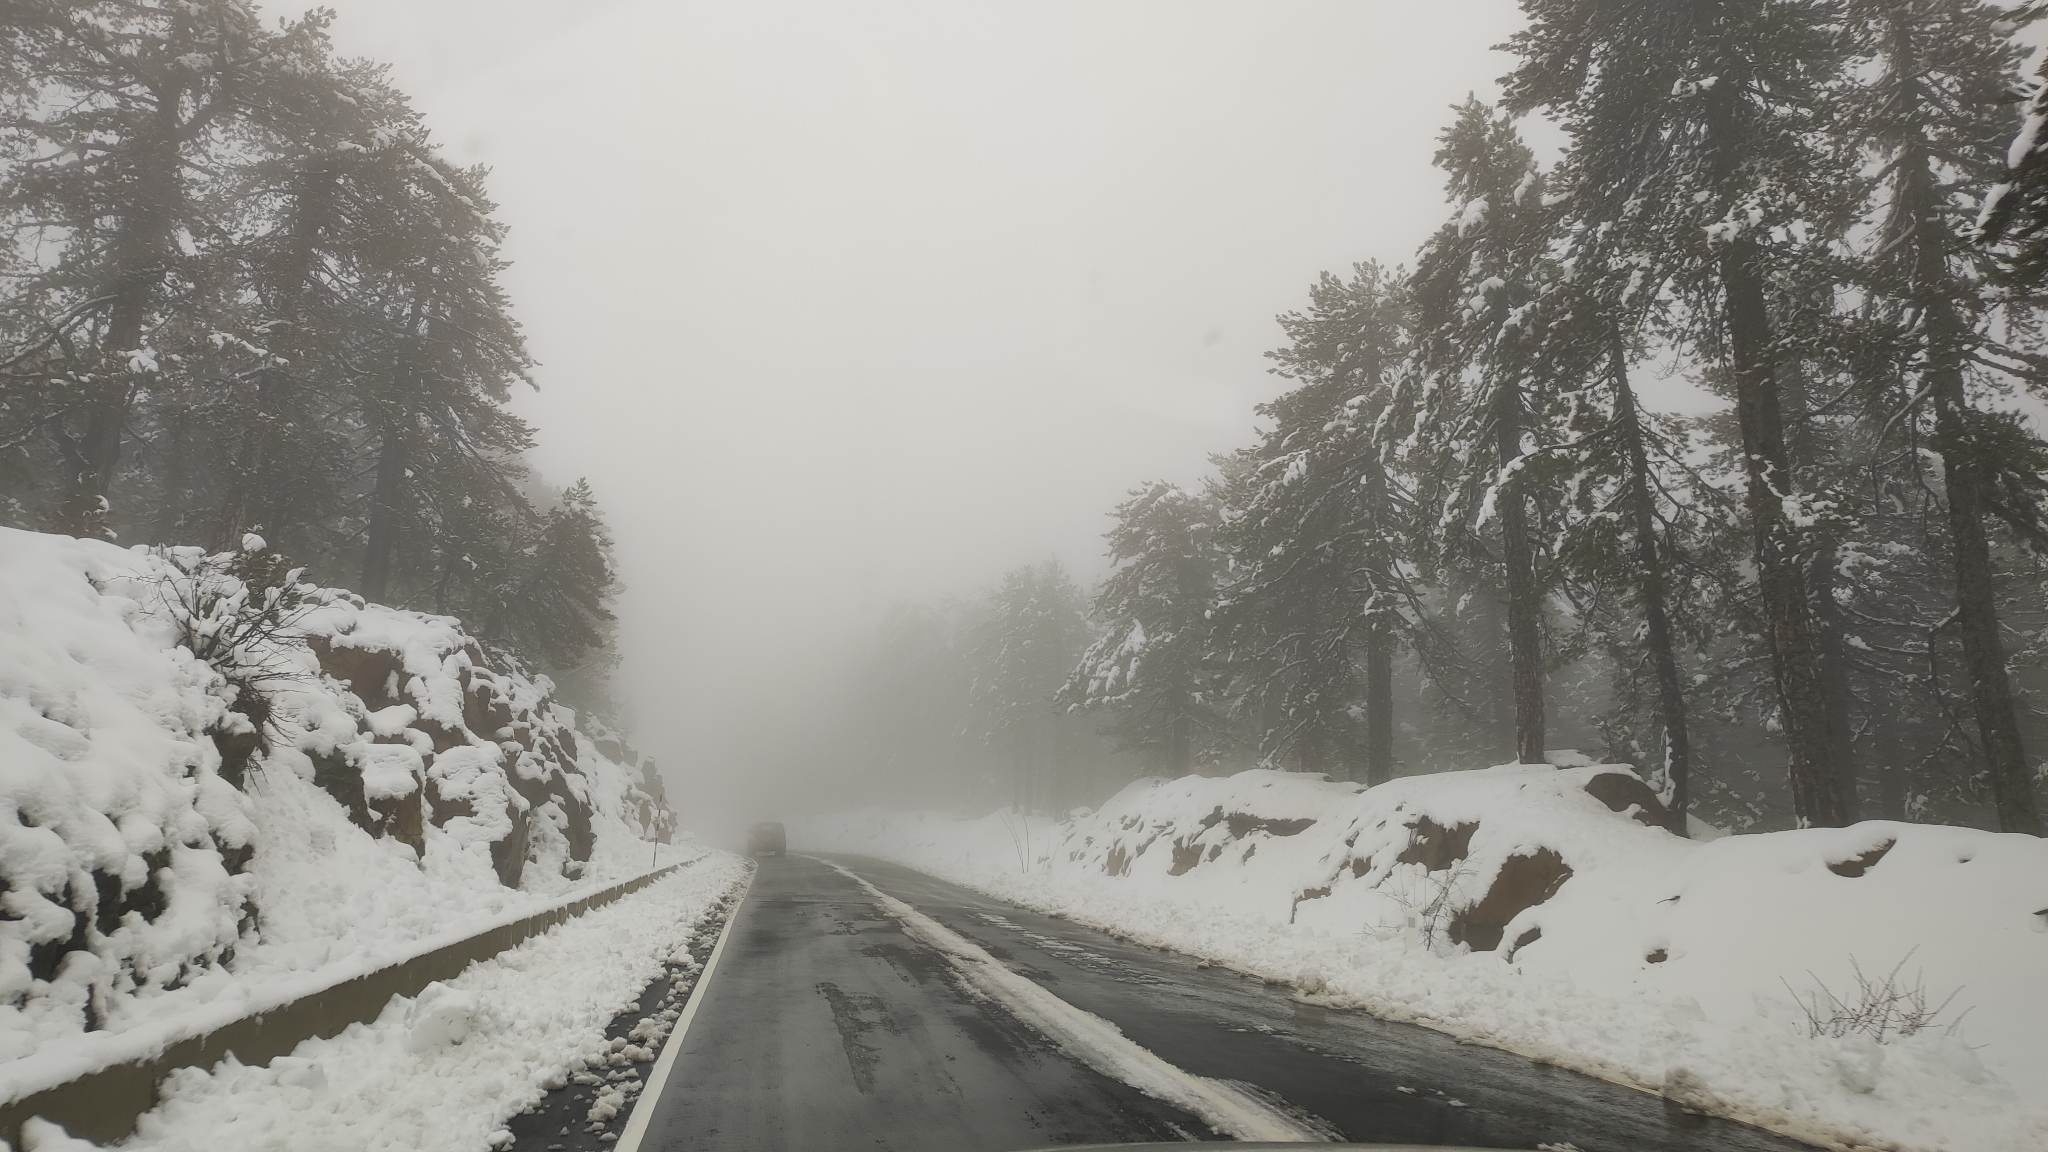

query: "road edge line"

left=812, top=856, right=1329, bottom=1143
left=614, top=867, right=752, bottom=1152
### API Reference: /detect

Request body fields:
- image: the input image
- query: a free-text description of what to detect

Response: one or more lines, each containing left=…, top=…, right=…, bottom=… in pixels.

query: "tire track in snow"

left=817, top=857, right=1333, bottom=1143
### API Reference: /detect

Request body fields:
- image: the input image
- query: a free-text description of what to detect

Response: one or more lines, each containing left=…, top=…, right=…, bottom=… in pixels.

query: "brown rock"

left=1224, top=813, right=1316, bottom=838
left=1448, top=848, right=1573, bottom=952
left=1582, top=769, right=1667, bottom=828
left=369, top=789, right=426, bottom=858
left=309, top=747, right=370, bottom=829
left=306, top=635, right=404, bottom=712
left=1396, top=817, right=1477, bottom=871
left=208, top=721, right=262, bottom=790
left=1827, top=837, right=1895, bottom=878
left=489, top=801, right=527, bottom=887
left=426, top=777, right=474, bottom=826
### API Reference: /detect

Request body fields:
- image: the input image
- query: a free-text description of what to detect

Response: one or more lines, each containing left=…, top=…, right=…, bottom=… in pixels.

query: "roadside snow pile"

left=806, top=763, right=2048, bottom=1152
left=104, top=854, right=750, bottom=1152
left=0, top=526, right=676, bottom=1090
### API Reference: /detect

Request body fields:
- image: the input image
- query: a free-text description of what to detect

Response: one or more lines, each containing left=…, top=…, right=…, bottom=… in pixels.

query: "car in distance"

left=747, top=821, right=786, bottom=857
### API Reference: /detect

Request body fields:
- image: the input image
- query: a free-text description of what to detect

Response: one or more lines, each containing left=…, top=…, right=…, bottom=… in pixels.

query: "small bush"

left=1783, top=949, right=1967, bottom=1043
left=153, top=536, right=316, bottom=753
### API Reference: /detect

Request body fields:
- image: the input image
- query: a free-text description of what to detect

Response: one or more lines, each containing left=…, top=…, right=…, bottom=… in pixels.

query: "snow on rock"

left=804, top=763, right=2048, bottom=1152
left=0, top=526, right=679, bottom=1094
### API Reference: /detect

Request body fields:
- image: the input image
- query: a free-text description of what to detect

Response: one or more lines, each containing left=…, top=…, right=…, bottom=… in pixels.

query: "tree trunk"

left=1779, top=352, right=1862, bottom=822
left=1492, top=378, right=1546, bottom=764
left=1167, top=708, right=1191, bottom=777
left=360, top=413, right=409, bottom=602
left=1612, top=342, right=1694, bottom=834
left=1720, top=240, right=1853, bottom=827
left=154, top=405, right=191, bottom=544
left=1361, top=449, right=1396, bottom=786
left=1897, top=134, right=2045, bottom=834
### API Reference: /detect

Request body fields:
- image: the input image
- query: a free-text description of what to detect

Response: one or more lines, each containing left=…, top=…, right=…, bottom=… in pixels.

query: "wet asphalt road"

left=632, top=853, right=1821, bottom=1152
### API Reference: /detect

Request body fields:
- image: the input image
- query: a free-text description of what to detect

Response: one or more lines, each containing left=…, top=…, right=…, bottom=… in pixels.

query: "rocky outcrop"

left=297, top=603, right=675, bottom=888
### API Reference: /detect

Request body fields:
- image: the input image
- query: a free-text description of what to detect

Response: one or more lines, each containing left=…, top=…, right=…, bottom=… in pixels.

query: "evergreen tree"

left=967, top=561, right=1088, bottom=811
left=1505, top=0, right=1863, bottom=825
left=1060, top=481, right=1227, bottom=774
left=0, top=0, right=316, bottom=538
left=1520, top=170, right=1731, bottom=831
left=1845, top=0, right=2046, bottom=833
left=1209, top=262, right=1412, bottom=782
left=481, top=479, right=618, bottom=670
left=1397, top=100, right=1556, bottom=766
left=1975, top=2, right=2048, bottom=274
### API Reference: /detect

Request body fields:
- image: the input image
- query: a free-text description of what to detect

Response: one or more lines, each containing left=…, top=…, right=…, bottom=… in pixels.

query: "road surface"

left=627, top=853, right=1819, bottom=1152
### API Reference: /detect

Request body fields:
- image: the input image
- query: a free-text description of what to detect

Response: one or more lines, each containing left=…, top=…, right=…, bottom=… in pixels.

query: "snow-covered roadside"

left=801, top=766, right=2048, bottom=1152
left=3, top=845, right=709, bottom=1109
left=28, top=852, right=752, bottom=1152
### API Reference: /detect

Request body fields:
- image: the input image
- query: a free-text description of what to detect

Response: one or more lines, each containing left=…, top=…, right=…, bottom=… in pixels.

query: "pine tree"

left=0, top=1, right=313, bottom=538
left=1397, top=100, right=1556, bottom=766
left=1269, top=261, right=1412, bottom=783
left=968, top=561, right=1088, bottom=811
left=212, top=44, right=416, bottom=554
left=1505, top=0, right=1862, bottom=825
left=351, top=145, right=534, bottom=602
left=1975, top=2, right=2048, bottom=273
left=1846, top=0, right=2046, bottom=834
left=1209, top=263, right=1412, bottom=782
left=1060, top=481, right=1227, bottom=774
left=1539, top=227, right=1724, bottom=831
left=482, top=478, right=618, bottom=669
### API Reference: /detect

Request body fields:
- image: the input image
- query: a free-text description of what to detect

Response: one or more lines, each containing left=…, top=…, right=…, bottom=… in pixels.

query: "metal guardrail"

left=1, top=858, right=697, bottom=1147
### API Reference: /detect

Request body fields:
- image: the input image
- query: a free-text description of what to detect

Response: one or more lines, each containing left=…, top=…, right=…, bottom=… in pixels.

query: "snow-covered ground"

left=28, top=853, right=749, bottom=1152
left=802, top=763, right=2048, bottom=1152
left=0, top=527, right=680, bottom=1105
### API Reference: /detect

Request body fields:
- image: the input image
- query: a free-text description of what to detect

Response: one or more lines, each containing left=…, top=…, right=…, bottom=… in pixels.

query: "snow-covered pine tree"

left=1208, top=262, right=1411, bottom=782
left=1975, top=1, right=2048, bottom=273
left=1396, top=100, right=1557, bottom=767
left=1059, top=481, right=1227, bottom=775
left=210, top=40, right=418, bottom=557
left=1843, top=0, right=2046, bottom=834
left=1533, top=185, right=1733, bottom=832
left=351, top=144, right=534, bottom=603
left=1272, top=261, right=1411, bottom=783
left=480, top=478, right=618, bottom=670
left=1505, top=0, right=1863, bottom=826
left=0, top=1, right=318, bottom=539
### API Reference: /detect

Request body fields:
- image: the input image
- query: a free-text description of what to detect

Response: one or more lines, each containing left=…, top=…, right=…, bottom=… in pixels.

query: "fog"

left=294, top=0, right=1533, bottom=826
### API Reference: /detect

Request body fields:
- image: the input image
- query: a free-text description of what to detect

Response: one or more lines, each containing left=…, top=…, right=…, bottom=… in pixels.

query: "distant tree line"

left=0, top=1, right=618, bottom=688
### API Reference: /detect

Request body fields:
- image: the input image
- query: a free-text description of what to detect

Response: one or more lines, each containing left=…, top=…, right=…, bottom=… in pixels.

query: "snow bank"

left=0, top=527, right=678, bottom=1094
left=105, top=854, right=749, bottom=1152
left=804, top=763, right=2048, bottom=1152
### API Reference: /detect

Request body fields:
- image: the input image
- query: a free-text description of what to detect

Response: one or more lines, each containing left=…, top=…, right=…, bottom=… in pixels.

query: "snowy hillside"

left=0, top=527, right=678, bottom=1086
left=805, top=763, right=2048, bottom=1152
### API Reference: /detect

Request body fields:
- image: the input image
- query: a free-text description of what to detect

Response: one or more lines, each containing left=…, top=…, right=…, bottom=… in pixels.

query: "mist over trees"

left=825, top=0, right=2048, bottom=837
left=0, top=1, right=621, bottom=710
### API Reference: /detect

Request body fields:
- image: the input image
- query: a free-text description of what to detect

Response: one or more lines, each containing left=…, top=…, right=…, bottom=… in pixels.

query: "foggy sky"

left=291, top=0, right=1538, bottom=824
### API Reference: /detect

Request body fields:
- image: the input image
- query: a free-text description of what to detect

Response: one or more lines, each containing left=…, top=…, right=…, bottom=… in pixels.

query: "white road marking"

left=816, top=857, right=1327, bottom=1142
left=614, top=871, right=751, bottom=1152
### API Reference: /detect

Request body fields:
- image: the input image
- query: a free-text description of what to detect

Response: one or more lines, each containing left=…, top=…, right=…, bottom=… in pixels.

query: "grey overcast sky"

left=283, top=0, right=1535, bottom=819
